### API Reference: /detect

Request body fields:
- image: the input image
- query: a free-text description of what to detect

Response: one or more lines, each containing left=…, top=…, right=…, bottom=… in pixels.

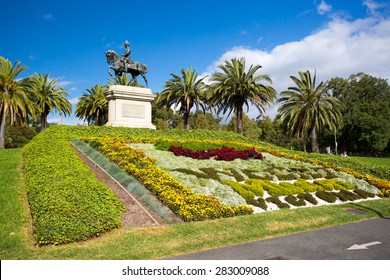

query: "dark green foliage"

left=327, top=73, right=390, bottom=154
left=266, top=196, right=290, bottom=209
left=246, top=198, right=267, bottom=210
left=285, top=195, right=306, bottom=206
left=5, top=125, right=37, bottom=148
left=334, top=190, right=361, bottom=201
left=242, top=169, right=273, bottom=180
left=315, top=191, right=337, bottom=203
left=354, top=189, right=376, bottom=199
left=256, top=197, right=268, bottom=210
left=297, top=193, right=318, bottom=205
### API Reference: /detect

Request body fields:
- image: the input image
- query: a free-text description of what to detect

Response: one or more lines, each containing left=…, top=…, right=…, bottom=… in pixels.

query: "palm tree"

left=206, top=57, right=276, bottom=135
left=277, top=70, right=344, bottom=153
left=156, top=67, right=206, bottom=130
left=28, top=73, right=72, bottom=131
left=75, top=85, right=108, bottom=126
left=0, top=57, right=32, bottom=148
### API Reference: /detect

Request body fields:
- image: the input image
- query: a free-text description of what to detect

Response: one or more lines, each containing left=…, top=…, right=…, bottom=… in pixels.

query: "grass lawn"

left=351, top=156, right=390, bottom=168
left=1, top=147, right=390, bottom=260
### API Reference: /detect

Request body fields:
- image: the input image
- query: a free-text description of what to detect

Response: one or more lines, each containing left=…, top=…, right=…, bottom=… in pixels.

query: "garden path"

left=74, top=147, right=167, bottom=228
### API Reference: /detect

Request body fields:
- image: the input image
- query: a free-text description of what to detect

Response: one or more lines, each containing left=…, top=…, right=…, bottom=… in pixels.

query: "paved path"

left=167, top=218, right=390, bottom=260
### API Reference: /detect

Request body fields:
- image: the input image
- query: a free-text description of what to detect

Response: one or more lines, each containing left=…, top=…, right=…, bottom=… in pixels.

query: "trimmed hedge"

left=23, top=136, right=125, bottom=245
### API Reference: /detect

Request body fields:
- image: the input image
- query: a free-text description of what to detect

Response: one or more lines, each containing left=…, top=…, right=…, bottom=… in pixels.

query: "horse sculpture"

left=105, top=50, right=149, bottom=87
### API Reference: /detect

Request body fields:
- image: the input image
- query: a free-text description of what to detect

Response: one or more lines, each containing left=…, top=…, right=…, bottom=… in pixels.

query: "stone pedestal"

left=105, top=85, right=156, bottom=129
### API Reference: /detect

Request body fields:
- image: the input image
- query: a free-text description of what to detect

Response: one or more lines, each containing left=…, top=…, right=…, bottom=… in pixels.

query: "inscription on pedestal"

left=122, top=104, right=145, bottom=119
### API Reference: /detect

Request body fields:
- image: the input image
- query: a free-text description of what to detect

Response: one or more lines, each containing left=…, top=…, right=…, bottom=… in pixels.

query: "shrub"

left=314, top=180, right=334, bottom=191
left=265, top=197, right=290, bottom=209
left=315, top=191, right=337, bottom=203
left=354, top=189, right=376, bottom=199
left=223, top=181, right=255, bottom=200
left=168, top=145, right=264, bottom=161
left=24, top=137, right=125, bottom=245
left=335, top=190, right=361, bottom=201
left=246, top=198, right=267, bottom=210
left=285, top=195, right=306, bottom=207
left=297, top=193, right=318, bottom=205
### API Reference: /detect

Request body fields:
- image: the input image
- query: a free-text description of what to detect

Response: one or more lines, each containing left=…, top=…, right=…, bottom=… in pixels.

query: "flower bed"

left=135, top=142, right=384, bottom=211
left=169, top=146, right=263, bottom=161
left=22, top=125, right=389, bottom=244
left=82, top=138, right=253, bottom=221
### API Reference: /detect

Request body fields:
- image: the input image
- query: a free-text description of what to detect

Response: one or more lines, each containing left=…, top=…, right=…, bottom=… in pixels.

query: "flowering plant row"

left=168, top=145, right=264, bottom=161
left=82, top=138, right=253, bottom=221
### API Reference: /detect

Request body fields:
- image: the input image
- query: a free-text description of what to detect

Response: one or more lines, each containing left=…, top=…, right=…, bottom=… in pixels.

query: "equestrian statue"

left=105, top=40, right=149, bottom=87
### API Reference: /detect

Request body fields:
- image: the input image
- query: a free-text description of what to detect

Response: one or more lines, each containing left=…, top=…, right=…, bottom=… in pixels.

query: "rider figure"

left=121, top=40, right=132, bottom=70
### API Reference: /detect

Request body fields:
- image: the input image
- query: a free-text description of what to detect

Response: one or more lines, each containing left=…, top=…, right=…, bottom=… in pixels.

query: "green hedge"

left=23, top=137, right=125, bottom=245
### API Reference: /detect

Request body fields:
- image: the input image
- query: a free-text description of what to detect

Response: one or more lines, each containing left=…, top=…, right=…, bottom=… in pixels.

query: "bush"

left=168, top=145, right=264, bottom=161
left=315, top=191, right=337, bottom=203
left=223, top=181, right=255, bottom=200
left=285, top=195, right=306, bottom=206
left=354, top=189, right=376, bottom=199
left=5, top=125, right=37, bottom=148
left=24, top=137, right=125, bottom=245
left=266, top=197, right=290, bottom=209
left=297, top=193, right=318, bottom=205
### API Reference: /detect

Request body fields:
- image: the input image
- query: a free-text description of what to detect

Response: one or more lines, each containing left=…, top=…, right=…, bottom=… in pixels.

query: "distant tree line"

left=2, top=55, right=389, bottom=155
left=0, top=57, right=72, bottom=148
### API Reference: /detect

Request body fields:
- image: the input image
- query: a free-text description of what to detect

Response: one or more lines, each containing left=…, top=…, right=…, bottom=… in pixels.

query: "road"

left=167, top=217, right=390, bottom=260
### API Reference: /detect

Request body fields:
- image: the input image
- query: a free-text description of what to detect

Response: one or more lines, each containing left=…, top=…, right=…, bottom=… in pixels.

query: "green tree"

left=0, top=57, right=32, bottom=148
left=190, top=110, right=221, bottom=130
left=277, top=70, right=344, bottom=153
left=5, top=125, right=36, bottom=148
left=28, top=73, right=72, bottom=131
left=207, top=57, right=276, bottom=135
left=223, top=113, right=261, bottom=140
left=156, top=67, right=206, bottom=130
left=327, top=73, right=390, bottom=154
left=75, top=85, right=108, bottom=126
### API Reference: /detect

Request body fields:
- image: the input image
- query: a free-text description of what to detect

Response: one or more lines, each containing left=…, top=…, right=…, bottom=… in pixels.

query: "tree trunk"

left=183, top=112, right=190, bottom=130
left=310, top=126, right=320, bottom=153
left=236, top=105, right=243, bottom=135
left=41, top=113, right=47, bottom=131
left=0, top=104, right=8, bottom=149
left=0, top=124, right=5, bottom=149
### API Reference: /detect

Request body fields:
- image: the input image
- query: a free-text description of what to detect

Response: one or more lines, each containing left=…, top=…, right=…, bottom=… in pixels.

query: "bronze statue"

left=105, top=40, right=148, bottom=87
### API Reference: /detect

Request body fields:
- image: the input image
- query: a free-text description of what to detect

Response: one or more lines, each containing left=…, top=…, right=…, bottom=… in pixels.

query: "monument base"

left=105, top=85, right=156, bottom=129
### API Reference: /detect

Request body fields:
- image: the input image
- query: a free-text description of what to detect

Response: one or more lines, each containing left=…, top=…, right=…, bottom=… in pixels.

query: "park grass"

left=351, top=155, right=390, bottom=168
left=1, top=147, right=390, bottom=260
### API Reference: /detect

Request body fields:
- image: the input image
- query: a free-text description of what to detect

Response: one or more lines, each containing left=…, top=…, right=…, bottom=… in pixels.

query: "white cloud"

left=202, top=6, right=390, bottom=120
left=317, top=0, right=332, bottom=15
left=68, top=97, right=80, bottom=105
left=42, top=13, right=54, bottom=20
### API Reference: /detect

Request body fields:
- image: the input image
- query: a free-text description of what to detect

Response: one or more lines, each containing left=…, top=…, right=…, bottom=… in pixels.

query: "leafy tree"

left=75, top=85, right=108, bottom=126
left=207, top=57, right=276, bottom=135
left=156, top=67, right=206, bottom=130
left=190, top=110, right=221, bottom=130
left=27, top=73, right=72, bottom=131
left=0, top=57, right=33, bottom=148
left=327, top=73, right=390, bottom=154
left=5, top=125, right=36, bottom=148
left=277, top=70, right=344, bottom=153
left=223, top=113, right=261, bottom=140
left=151, top=102, right=181, bottom=129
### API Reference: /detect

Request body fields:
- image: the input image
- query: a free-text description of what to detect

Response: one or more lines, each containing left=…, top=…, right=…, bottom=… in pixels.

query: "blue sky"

left=1, top=0, right=389, bottom=124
